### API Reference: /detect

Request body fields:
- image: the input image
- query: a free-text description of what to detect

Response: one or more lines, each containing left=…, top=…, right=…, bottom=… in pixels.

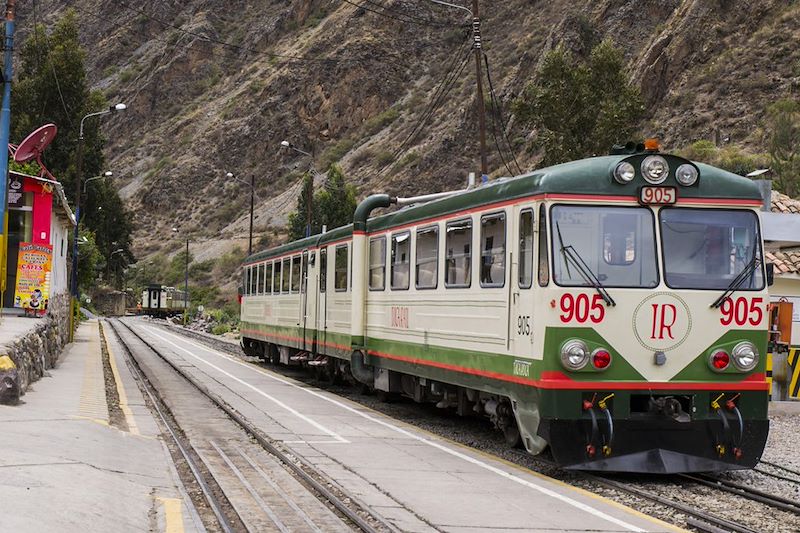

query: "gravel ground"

left=163, top=324, right=800, bottom=533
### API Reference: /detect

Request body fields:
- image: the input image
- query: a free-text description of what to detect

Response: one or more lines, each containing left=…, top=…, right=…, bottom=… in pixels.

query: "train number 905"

left=719, top=296, right=763, bottom=326
left=559, top=293, right=605, bottom=324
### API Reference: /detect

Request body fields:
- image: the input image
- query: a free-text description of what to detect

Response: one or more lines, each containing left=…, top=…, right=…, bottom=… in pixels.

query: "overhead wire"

left=386, top=32, right=472, bottom=169
left=340, top=0, right=458, bottom=28
left=483, top=52, right=523, bottom=175
left=116, top=1, right=385, bottom=65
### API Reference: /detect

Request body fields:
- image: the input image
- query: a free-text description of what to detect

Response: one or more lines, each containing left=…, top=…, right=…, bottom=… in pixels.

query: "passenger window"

left=320, top=249, right=327, bottom=293
left=251, top=266, right=258, bottom=295
left=519, top=210, right=533, bottom=289
left=416, top=226, right=438, bottom=289
left=291, top=255, right=301, bottom=293
left=245, top=267, right=252, bottom=296
left=282, top=258, right=291, bottom=293
left=369, top=237, right=386, bottom=291
left=335, top=245, right=348, bottom=291
left=257, top=264, right=264, bottom=295
left=265, top=262, right=273, bottom=294
left=273, top=261, right=281, bottom=294
left=480, top=213, right=506, bottom=288
left=445, top=219, right=472, bottom=288
left=301, top=252, right=308, bottom=293
left=391, top=232, right=411, bottom=290
left=538, top=204, right=550, bottom=286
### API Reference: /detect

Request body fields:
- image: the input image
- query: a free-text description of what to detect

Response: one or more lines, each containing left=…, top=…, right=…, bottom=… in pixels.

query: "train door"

left=510, top=206, right=536, bottom=358
left=315, top=248, right=328, bottom=353
left=300, top=250, right=309, bottom=351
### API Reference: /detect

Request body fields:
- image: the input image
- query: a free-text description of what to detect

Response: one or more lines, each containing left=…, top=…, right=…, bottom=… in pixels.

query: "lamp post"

left=83, top=171, right=113, bottom=193
left=280, top=140, right=316, bottom=237
left=225, top=171, right=255, bottom=256
left=70, top=103, right=126, bottom=300
left=172, top=227, right=189, bottom=326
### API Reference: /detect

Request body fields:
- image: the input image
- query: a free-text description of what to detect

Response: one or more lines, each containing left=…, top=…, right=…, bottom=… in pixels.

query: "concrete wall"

left=769, top=274, right=800, bottom=346
left=0, top=293, right=71, bottom=396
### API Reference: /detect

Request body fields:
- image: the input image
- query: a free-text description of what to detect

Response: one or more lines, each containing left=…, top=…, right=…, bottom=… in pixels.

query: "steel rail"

left=584, top=474, right=759, bottom=533
left=681, top=473, right=800, bottom=515
left=105, top=320, right=237, bottom=533
left=114, top=318, right=383, bottom=533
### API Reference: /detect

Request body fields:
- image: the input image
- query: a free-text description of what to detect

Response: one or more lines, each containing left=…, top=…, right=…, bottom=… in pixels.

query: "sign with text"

left=13, top=242, right=52, bottom=313
left=7, top=174, right=24, bottom=208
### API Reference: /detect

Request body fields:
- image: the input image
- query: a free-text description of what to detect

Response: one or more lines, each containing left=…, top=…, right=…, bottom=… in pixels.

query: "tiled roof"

left=767, top=191, right=800, bottom=274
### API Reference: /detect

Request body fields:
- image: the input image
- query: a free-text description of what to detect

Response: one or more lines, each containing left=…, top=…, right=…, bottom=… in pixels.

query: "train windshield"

left=551, top=206, right=659, bottom=288
left=660, top=208, right=764, bottom=290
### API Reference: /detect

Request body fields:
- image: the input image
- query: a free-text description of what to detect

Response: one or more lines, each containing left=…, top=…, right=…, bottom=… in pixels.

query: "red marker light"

left=711, top=350, right=730, bottom=370
left=592, top=349, right=611, bottom=369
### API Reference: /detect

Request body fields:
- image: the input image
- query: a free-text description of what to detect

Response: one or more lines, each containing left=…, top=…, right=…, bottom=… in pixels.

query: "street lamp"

left=225, top=171, right=256, bottom=256
left=70, top=102, right=127, bottom=300
left=83, top=171, right=113, bottom=193
left=172, top=227, right=189, bottom=326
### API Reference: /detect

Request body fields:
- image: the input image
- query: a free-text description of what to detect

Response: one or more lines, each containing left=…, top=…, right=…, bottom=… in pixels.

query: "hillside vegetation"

left=17, top=0, right=800, bottom=305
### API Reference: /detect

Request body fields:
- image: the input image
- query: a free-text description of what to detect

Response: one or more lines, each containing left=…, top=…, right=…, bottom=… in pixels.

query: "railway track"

left=148, top=321, right=800, bottom=533
left=107, top=318, right=386, bottom=533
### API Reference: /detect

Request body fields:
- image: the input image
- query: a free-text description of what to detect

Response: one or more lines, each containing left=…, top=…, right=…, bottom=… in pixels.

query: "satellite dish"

left=14, top=124, right=57, bottom=163
left=12, top=124, right=58, bottom=181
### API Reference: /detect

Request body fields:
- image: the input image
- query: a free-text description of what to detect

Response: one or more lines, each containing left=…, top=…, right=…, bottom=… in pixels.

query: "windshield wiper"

left=710, top=255, right=761, bottom=308
left=556, top=222, right=616, bottom=307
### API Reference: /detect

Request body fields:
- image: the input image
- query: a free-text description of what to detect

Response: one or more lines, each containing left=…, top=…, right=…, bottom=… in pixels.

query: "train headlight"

left=709, top=350, right=730, bottom=372
left=561, top=340, right=589, bottom=370
left=613, top=162, right=636, bottom=184
left=675, top=163, right=699, bottom=186
left=731, top=342, right=759, bottom=372
left=641, top=155, right=669, bottom=184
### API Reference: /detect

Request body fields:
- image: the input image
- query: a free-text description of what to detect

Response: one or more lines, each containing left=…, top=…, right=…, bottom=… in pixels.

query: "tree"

left=765, top=99, right=800, bottom=197
left=11, top=10, right=135, bottom=290
left=287, top=165, right=358, bottom=241
left=512, top=40, right=644, bottom=166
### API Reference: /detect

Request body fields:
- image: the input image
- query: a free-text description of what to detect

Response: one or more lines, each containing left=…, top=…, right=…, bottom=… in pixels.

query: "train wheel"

left=503, top=423, right=522, bottom=448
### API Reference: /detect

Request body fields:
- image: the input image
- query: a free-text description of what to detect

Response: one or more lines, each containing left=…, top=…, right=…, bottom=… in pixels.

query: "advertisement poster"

left=13, top=243, right=52, bottom=315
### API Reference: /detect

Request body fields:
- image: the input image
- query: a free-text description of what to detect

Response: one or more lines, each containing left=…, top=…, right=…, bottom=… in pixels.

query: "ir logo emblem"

left=633, top=293, right=692, bottom=352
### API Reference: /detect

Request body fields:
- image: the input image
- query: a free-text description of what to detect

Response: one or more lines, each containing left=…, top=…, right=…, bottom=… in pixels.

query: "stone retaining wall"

left=1, top=293, right=71, bottom=397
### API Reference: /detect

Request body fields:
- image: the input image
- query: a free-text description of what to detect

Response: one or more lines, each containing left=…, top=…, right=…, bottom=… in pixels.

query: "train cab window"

left=445, top=219, right=472, bottom=288
left=291, top=255, right=301, bottom=293
left=335, top=245, right=348, bottom=292
left=281, top=258, right=291, bottom=293
left=320, top=249, right=327, bottom=293
left=391, top=232, right=411, bottom=290
left=519, top=210, right=534, bottom=288
left=538, top=204, right=550, bottom=287
left=265, top=262, right=273, bottom=294
left=416, top=225, right=438, bottom=289
left=551, top=205, right=658, bottom=288
left=480, top=213, right=506, bottom=288
left=369, top=237, right=386, bottom=291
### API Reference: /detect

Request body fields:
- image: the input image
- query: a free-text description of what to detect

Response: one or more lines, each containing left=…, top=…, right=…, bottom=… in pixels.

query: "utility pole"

left=472, top=0, right=488, bottom=181
left=0, top=0, right=17, bottom=295
left=305, top=174, right=313, bottom=238
left=184, top=237, right=189, bottom=326
left=248, top=175, right=254, bottom=256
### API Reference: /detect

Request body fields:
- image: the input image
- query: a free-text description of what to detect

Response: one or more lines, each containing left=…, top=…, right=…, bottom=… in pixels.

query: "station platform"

left=132, top=320, right=682, bottom=533
left=0, top=320, right=199, bottom=532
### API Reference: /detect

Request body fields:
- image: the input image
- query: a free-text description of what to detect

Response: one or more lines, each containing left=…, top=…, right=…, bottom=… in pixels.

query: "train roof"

left=245, top=153, right=762, bottom=265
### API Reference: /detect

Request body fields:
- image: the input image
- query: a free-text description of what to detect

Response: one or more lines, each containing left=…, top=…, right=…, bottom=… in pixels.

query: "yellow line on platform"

left=104, top=328, right=140, bottom=435
left=156, top=497, right=184, bottom=533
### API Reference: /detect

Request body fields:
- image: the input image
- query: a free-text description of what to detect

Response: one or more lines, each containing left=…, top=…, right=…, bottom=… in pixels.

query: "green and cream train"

left=240, top=145, right=770, bottom=473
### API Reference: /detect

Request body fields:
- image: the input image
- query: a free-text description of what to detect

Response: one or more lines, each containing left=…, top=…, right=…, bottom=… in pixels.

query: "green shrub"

left=212, top=323, right=231, bottom=335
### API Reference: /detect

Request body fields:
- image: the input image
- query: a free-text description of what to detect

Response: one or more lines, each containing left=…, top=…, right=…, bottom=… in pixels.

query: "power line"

left=483, top=52, right=523, bottom=175
left=388, top=34, right=472, bottom=166
left=341, top=0, right=458, bottom=28
left=116, top=1, right=388, bottom=65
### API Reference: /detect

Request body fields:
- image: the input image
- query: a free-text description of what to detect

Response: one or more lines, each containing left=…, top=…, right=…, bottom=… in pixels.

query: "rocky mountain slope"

left=17, top=0, right=800, bottom=292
